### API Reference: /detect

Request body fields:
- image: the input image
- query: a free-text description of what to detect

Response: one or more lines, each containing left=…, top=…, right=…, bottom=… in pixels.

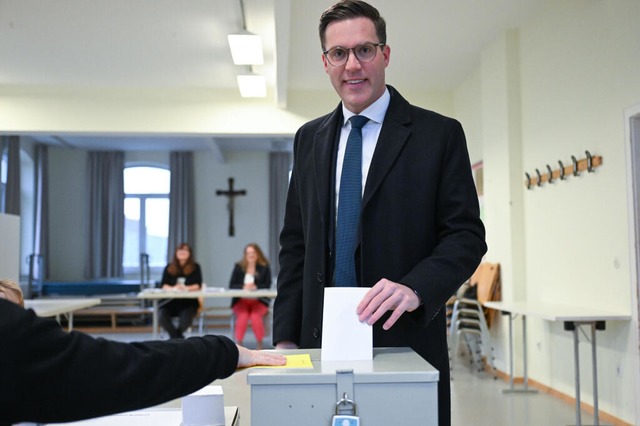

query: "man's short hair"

left=319, top=0, right=387, bottom=50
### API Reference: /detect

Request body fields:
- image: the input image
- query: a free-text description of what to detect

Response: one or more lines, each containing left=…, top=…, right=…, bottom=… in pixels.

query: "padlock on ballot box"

left=332, top=392, right=360, bottom=426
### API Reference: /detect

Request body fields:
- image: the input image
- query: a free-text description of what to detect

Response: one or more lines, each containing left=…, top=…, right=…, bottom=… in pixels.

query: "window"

left=123, top=166, right=170, bottom=273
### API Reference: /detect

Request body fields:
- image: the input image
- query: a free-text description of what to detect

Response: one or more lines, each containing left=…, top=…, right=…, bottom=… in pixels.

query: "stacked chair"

left=448, top=262, right=501, bottom=377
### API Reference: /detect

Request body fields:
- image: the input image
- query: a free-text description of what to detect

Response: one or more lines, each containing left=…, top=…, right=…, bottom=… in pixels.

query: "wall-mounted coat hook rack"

left=524, top=151, right=602, bottom=189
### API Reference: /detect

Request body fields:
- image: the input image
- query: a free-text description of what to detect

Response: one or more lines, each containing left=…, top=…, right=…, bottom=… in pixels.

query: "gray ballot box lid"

left=247, top=347, right=439, bottom=384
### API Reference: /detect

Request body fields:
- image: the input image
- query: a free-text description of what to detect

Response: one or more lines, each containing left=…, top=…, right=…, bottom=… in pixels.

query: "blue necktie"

left=335, top=115, right=369, bottom=287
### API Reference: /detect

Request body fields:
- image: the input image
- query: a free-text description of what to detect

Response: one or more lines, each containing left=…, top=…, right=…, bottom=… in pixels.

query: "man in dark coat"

left=272, top=2, right=487, bottom=425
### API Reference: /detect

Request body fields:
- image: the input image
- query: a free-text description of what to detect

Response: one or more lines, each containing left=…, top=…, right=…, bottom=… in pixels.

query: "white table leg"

left=507, top=311, right=515, bottom=390
left=152, top=300, right=159, bottom=339
left=591, top=322, right=601, bottom=426
left=522, top=315, right=532, bottom=391
left=503, top=313, right=537, bottom=394
left=568, top=321, right=606, bottom=426
left=570, top=323, right=582, bottom=426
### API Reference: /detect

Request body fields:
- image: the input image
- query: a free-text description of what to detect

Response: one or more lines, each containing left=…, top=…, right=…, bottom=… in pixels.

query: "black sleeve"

left=161, top=265, right=174, bottom=286
left=187, top=263, right=203, bottom=288
left=257, top=265, right=273, bottom=306
left=256, top=265, right=272, bottom=290
left=0, top=300, right=239, bottom=425
left=229, top=264, right=244, bottom=290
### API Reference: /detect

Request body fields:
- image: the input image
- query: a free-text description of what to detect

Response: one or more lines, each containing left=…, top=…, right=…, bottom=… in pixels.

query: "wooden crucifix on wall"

left=216, top=177, right=246, bottom=237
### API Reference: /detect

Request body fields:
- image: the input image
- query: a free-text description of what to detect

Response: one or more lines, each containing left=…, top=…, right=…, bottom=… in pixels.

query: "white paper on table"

left=51, top=410, right=182, bottom=425
left=51, top=407, right=239, bottom=426
left=321, top=287, right=372, bottom=361
left=182, top=385, right=225, bottom=426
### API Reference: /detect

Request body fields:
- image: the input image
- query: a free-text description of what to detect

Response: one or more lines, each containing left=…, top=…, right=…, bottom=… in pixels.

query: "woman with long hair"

left=229, top=243, right=271, bottom=349
left=159, top=243, right=202, bottom=338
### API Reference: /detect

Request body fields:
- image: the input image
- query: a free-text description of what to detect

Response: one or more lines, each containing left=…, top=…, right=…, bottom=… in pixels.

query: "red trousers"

left=232, top=299, right=268, bottom=343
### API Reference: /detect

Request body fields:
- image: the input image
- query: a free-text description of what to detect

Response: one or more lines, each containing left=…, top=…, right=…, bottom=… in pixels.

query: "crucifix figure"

left=216, top=177, right=247, bottom=237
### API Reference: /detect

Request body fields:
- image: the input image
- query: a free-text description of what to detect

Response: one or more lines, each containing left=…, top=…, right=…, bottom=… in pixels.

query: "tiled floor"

left=87, top=327, right=596, bottom=426
left=449, top=357, right=596, bottom=425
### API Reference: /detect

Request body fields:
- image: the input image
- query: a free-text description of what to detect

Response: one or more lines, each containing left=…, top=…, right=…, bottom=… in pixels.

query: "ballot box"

left=248, top=347, right=439, bottom=426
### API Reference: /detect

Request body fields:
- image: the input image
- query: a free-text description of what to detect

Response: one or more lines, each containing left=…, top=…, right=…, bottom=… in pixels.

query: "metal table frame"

left=138, top=288, right=277, bottom=339
left=484, top=301, right=629, bottom=426
left=25, top=298, right=102, bottom=330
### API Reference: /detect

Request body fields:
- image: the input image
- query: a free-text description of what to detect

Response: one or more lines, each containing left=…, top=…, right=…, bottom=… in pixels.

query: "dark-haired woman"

left=159, top=243, right=202, bottom=339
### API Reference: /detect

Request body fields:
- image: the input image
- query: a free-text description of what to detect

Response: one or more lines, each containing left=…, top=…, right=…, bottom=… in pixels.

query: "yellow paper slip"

left=252, top=353, right=314, bottom=369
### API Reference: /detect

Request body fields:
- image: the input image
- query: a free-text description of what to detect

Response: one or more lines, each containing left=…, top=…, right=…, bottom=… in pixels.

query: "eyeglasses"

left=323, top=42, right=385, bottom=66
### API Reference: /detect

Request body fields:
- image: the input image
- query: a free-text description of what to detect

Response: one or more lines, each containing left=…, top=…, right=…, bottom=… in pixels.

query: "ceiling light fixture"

left=228, top=31, right=264, bottom=65
left=237, top=74, right=267, bottom=98
left=228, top=0, right=264, bottom=66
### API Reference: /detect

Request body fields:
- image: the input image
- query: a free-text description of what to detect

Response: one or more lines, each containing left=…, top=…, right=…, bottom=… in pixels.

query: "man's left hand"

left=356, top=279, right=421, bottom=330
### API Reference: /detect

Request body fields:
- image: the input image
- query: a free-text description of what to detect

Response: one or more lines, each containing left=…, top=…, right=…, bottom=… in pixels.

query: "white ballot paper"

left=321, top=287, right=373, bottom=361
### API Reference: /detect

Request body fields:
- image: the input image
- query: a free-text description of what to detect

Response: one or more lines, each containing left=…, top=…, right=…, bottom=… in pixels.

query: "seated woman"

left=159, top=243, right=202, bottom=339
left=229, top=243, right=271, bottom=350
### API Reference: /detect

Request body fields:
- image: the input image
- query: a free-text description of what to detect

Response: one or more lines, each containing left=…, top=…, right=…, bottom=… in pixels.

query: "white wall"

left=0, top=213, right=20, bottom=282
left=521, top=3, right=639, bottom=422
left=453, top=1, right=640, bottom=423
left=195, top=151, right=271, bottom=299
left=455, top=30, right=528, bottom=375
left=453, top=69, right=483, bottom=165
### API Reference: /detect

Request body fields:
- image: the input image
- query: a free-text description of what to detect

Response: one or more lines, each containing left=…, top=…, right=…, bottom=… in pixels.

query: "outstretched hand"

left=356, top=279, right=421, bottom=330
left=236, top=345, right=287, bottom=368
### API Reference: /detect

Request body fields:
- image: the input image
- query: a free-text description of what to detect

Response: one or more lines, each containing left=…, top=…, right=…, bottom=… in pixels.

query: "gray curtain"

left=269, top=151, right=292, bottom=277
left=0, top=138, right=4, bottom=212
left=33, top=144, right=50, bottom=279
left=86, top=151, right=125, bottom=278
left=168, top=151, right=195, bottom=258
left=2, top=136, right=21, bottom=215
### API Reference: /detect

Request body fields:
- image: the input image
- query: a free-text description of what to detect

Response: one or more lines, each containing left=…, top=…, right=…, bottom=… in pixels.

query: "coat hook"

left=571, top=155, right=580, bottom=177
left=585, top=150, right=594, bottom=173
left=558, top=160, right=566, bottom=180
left=525, top=172, right=532, bottom=189
left=535, top=168, right=543, bottom=187
left=546, top=164, right=554, bottom=183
